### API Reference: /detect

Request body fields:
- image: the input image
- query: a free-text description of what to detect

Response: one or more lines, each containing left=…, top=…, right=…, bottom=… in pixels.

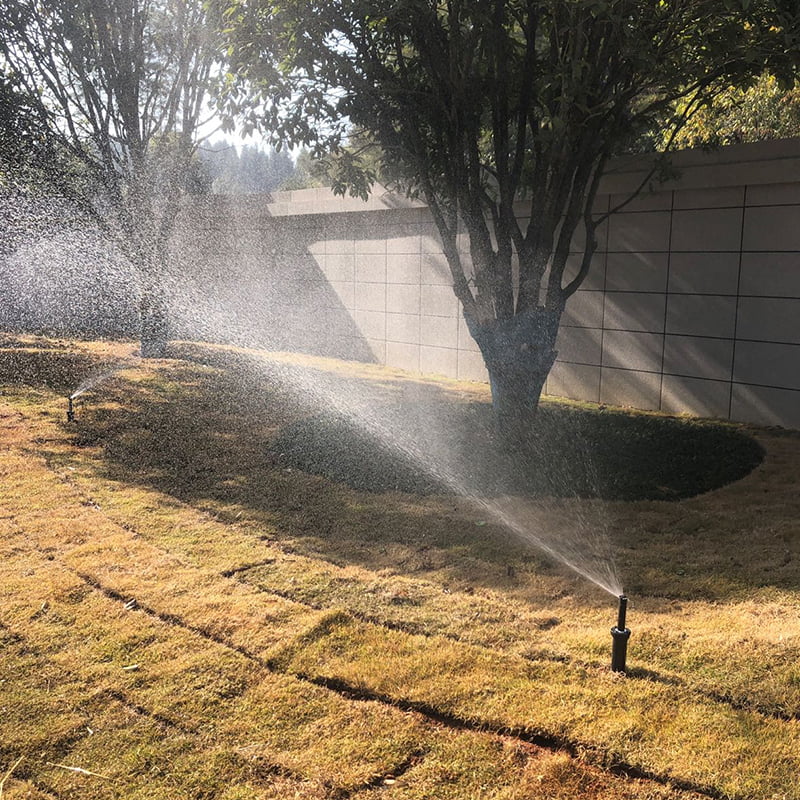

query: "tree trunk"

left=466, top=308, right=560, bottom=446
left=139, top=285, right=169, bottom=358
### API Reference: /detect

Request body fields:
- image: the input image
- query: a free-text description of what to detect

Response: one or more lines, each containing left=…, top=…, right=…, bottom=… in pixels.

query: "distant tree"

left=0, top=0, right=225, bottom=356
left=0, top=72, right=48, bottom=177
left=223, top=0, right=798, bottom=441
left=671, top=72, right=800, bottom=149
left=195, top=138, right=298, bottom=193
left=266, top=147, right=296, bottom=190
left=197, top=140, right=242, bottom=193
left=277, top=148, right=332, bottom=191
left=0, top=72, right=54, bottom=255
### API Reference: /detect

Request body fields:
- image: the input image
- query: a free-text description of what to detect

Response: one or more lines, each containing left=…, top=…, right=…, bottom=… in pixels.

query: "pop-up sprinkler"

left=66, top=395, right=75, bottom=423
left=610, top=594, right=631, bottom=673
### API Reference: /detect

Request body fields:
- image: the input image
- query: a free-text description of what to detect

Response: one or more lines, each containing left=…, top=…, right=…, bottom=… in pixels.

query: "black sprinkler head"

left=611, top=594, right=631, bottom=673
left=67, top=396, right=75, bottom=423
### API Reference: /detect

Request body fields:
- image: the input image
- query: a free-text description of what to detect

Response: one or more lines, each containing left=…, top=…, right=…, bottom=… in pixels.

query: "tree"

left=0, top=0, right=225, bottom=356
left=194, top=138, right=300, bottom=192
left=0, top=71, right=50, bottom=178
left=223, top=0, right=798, bottom=440
left=670, top=72, right=800, bottom=149
left=277, top=148, right=335, bottom=191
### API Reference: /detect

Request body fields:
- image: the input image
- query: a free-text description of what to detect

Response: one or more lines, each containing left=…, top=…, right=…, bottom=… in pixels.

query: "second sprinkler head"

left=611, top=594, right=631, bottom=673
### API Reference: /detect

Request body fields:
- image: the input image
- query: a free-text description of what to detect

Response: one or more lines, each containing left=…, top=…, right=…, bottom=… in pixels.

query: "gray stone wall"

left=175, top=139, right=800, bottom=428
left=4, top=138, right=798, bottom=428
left=552, top=139, right=800, bottom=429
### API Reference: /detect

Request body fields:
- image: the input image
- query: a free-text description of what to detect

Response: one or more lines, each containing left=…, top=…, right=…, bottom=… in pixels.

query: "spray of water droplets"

left=4, top=193, right=622, bottom=596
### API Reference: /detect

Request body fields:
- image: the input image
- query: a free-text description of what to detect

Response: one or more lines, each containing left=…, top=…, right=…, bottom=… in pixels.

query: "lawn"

left=1, top=334, right=799, bottom=800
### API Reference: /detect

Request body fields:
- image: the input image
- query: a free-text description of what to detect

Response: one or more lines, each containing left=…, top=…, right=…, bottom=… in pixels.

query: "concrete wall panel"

left=355, top=253, right=387, bottom=283
left=322, top=253, right=355, bottom=282
left=605, top=252, right=668, bottom=293
left=601, top=330, right=663, bottom=372
left=421, top=284, right=460, bottom=317
left=458, top=349, right=490, bottom=382
left=386, top=340, right=421, bottom=373
left=743, top=205, right=800, bottom=252
left=420, top=345, right=458, bottom=378
left=386, top=253, right=421, bottom=284
left=607, top=211, right=671, bottom=253
left=736, top=297, right=800, bottom=345
left=667, top=252, right=741, bottom=296
left=387, top=284, right=421, bottom=315
left=562, top=253, right=607, bottom=291
left=670, top=208, right=743, bottom=252
left=739, top=253, right=800, bottom=297
left=548, top=363, right=601, bottom=403
left=731, top=383, right=800, bottom=429
left=660, top=375, right=731, bottom=418
left=562, top=290, right=604, bottom=328
left=603, top=292, right=666, bottom=332
left=666, top=295, right=737, bottom=339
left=555, top=326, right=603, bottom=365
left=420, top=315, right=459, bottom=349
left=387, top=313, right=420, bottom=345
left=354, top=309, right=386, bottom=341
left=733, top=340, right=800, bottom=391
left=420, top=252, right=452, bottom=285
left=355, top=282, right=386, bottom=312
left=600, top=368, right=661, bottom=410
left=662, top=335, right=734, bottom=381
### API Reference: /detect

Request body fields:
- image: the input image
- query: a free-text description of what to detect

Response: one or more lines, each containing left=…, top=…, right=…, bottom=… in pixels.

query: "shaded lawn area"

left=1, top=334, right=799, bottom=800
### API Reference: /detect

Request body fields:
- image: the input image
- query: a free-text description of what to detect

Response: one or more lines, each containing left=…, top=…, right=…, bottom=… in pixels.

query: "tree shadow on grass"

left=11, top=340, right=777, bottom=601
left=269, top=400, right=764, bottom=502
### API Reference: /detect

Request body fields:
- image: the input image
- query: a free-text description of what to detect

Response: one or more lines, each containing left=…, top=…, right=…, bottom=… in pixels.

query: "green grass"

left=1, top=334, right=799, bottom=800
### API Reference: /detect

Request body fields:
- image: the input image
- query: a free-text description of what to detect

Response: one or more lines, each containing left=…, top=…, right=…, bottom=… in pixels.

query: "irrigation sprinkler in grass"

left=611, top=594, right=631, bottom=673
left=65, top=367, right=124, bottom=424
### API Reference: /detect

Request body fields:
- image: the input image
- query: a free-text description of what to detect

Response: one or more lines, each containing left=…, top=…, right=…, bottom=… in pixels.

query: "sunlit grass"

left=1, top=334, right=799, bottom=799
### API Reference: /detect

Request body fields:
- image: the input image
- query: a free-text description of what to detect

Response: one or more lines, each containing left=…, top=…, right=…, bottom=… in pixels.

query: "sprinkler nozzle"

left=67, top=396, right=75, bottom=423
left=611, top=594, right=631, bottom=673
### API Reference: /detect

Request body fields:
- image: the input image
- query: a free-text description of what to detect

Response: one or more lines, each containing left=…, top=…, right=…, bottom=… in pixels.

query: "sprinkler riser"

left=610, top=625, right=631, bottom=672
left=66, top=397, right=75, bottom=422
left=610, top=594, right=631, bottom=673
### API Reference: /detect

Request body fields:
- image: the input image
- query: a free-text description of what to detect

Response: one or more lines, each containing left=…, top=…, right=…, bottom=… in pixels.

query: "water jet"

left=610, top=594, right=631, bottom=673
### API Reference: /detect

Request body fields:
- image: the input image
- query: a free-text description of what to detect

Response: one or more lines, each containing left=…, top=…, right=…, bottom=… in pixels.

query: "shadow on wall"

left=169, top=197, right=376, bottom=362
left=0, top=192, right=376, bottom=363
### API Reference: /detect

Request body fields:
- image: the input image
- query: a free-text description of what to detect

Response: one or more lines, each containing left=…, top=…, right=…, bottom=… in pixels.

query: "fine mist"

left=3, top=188, right=622, bottom=596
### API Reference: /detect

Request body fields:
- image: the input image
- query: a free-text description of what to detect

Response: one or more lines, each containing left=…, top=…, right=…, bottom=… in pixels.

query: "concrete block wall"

left=181, top=139, right=800, bottom=429
left=549, top=140, right=800, bottom=428
left=296, top=209, right=491, bottom=384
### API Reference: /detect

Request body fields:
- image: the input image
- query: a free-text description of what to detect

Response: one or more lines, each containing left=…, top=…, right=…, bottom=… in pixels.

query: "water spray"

left=610, top=594, right=631, bottom=673
left=65, top=363, right=128, bottom=424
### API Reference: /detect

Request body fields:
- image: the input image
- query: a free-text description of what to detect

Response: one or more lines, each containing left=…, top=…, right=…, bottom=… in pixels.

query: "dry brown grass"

left=1, top=334, right=799, bottom=800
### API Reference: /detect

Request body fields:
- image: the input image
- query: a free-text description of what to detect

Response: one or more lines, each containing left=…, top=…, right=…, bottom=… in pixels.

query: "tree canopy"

left=224, top=0, right=799, bottom=435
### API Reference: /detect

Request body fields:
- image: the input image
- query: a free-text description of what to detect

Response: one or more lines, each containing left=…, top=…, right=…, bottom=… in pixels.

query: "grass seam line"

left=300, top=674, right=731, bottom=800
left=228, top=569, right=800, bottom=725
left=75, top=572, right=729, bottom=800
